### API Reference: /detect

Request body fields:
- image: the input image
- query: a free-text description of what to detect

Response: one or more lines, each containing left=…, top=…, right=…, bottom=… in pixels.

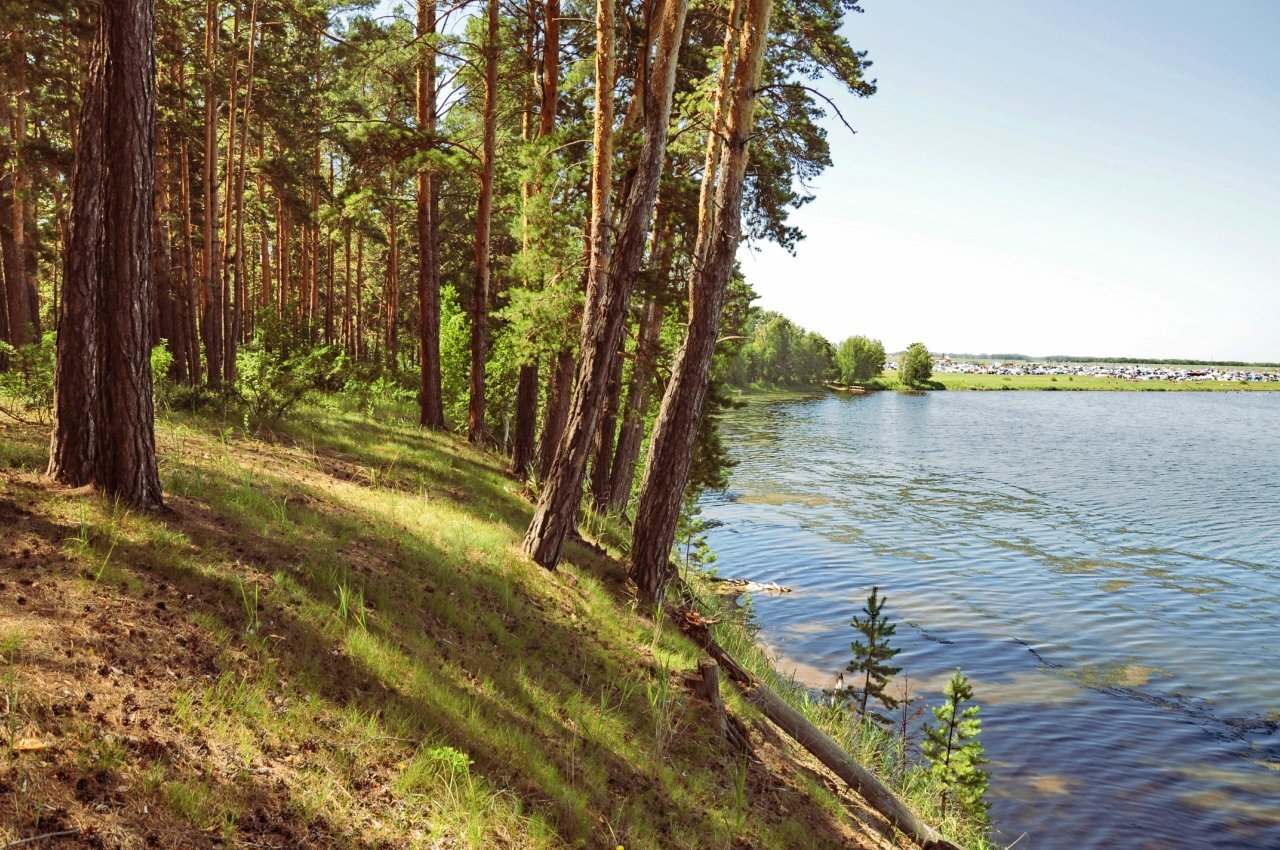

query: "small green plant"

left=335, top=581, right=367, bottom=631
left=922, top=669, right=989, bottom=826
left=831, top=586, right=902, bottom=725
left=645, top=660, right=677, bottom=754
left=238, top=579, right=261, bottom=635
left=0, top=333, right=55, bottom=423
left=728, top=757, right=749, bottom=834
left=151, top=342, right=176, bottom=410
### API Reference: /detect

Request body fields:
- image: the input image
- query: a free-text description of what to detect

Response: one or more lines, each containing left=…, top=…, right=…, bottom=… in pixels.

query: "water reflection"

left=704, top=391, right=1280, bottom=849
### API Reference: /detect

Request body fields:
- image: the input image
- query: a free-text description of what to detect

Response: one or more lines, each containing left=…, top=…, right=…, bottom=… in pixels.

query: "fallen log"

left=683, top=613, right=960, bottom=850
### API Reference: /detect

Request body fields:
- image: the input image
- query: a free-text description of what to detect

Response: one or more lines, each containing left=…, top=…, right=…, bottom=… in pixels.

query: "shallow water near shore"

left=701, top=390, right=1280, bottom=850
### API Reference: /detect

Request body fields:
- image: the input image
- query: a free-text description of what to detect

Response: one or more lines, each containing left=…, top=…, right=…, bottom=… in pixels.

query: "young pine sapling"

left=833, top=586, right=902, bottom=725
left=921, top=668, right=989, bottom=826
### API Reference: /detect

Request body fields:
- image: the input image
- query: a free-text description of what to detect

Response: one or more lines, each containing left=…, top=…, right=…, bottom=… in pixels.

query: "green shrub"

left=235, top=313, right=343, bottom=420
left=0, top=332, right=55, bottom=422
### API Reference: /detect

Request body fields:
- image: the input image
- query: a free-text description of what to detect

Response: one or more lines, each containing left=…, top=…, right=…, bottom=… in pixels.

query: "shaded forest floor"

left=0, top=401, right=918, bottom=849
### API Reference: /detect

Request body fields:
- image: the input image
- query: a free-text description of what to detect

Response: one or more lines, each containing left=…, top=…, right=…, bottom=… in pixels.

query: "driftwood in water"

left=709, top=576, right=792, bottom=595
left=682, top=612, right=960, bottom=850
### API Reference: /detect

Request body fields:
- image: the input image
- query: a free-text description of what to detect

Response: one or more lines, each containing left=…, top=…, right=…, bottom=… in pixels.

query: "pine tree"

left=921, top=669, right=989, bottom=825
left=833, top=586, right=902, bottom=725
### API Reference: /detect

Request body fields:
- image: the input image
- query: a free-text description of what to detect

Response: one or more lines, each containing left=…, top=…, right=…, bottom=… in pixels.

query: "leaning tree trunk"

left=468, top=0, right=499, bottom=444
left=523, top=0, right=688, bottom=567
left=51, top=0, right=164, bottom=512
left=629, top=0, right=772, bottom=604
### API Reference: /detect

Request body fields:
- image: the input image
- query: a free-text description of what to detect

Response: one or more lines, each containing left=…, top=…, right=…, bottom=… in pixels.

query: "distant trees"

left=899, top=342, right=933, bottom=387
left=725, top=310, right=834, bottom=388
left=836, top=335, right=886, bottom=383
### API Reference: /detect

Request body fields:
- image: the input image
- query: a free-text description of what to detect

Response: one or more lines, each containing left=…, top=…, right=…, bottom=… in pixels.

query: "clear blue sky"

left=739, top=0, right=1280, bottom=361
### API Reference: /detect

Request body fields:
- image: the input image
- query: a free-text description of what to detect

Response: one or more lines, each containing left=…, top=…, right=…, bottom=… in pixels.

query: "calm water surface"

left=701, top=391, right=1280, bottom=849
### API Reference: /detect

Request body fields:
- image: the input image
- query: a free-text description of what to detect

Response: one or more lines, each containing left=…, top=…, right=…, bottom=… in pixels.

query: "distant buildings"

left=929, top=359, right=1280, bottom=383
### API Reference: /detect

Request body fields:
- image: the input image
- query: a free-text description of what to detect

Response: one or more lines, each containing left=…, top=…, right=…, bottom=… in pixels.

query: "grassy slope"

left=0, top=400, right=955, bottom=850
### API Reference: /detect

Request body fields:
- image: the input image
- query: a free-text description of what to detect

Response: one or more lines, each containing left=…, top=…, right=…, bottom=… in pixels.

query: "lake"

left=700, top=390, right=1280, bottom=849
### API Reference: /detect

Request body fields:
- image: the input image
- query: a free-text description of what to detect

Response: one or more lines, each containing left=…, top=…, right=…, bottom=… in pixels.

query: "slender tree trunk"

left=0, top=86, right=35, bottom=348
left=608, top=296, right=663, bottom=511
left=0, top=246, right=8, bottom=371
left=523, top=0, right=689, bottom=567
left=343, top=224, right=351, bottom=353
left=258, top=135, right=271, bottom=315
left=356, top=229, right=365, bottom=360
left=416, top=0, right=445, bottom=428
left=227, top=0, right=257, bottom=381
left=386, top=200, right=399, bottom=367
left=200, top=0, right=222, bottom=389
left=468, top=0, right=499, bottom=444
left=510, top=0, right=561, bottom=477
left=176, top=89, right=201, bottom=384
left=630, top=0, right=773, bottom=604
left=696, top=0, right=743, bottom=273
left=14, top=64, right=40, bottom=337
left=588, top=346, right=624, bottom=511
left=523, top=0, right=616, bottom=561
left=537, top=347, right=574, bottom=480
left=51, top=0, right=164, bottom=511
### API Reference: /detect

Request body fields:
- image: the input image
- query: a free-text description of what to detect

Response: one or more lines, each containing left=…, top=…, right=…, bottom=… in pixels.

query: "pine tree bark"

left=536, top=346, right=574, bottom=480
left=608, top=295, right=662, bottom=511
left=200, top=0, right=223, bottom=389
left=523, top=0, right=688, bottom=567
left=416, top=0, right=446, bottom=428
left=468, top=0, right=499, bottom=444
left=175, top=79, right=202, bottom=384
left=0, top=86, right=36, bottom=348
left=0, top=239, right=10, bottom=371
left=48, top=15, right=107, bottom=486
left=385, top=199, right=399, bottom=367
left=629, top=0, right=772, bottom=604
left=588, top=346, right=625, bottom=511
left=50, top=0, right=164, bottom=512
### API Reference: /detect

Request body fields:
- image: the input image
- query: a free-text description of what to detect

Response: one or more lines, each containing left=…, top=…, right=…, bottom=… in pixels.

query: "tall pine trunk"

left=468, top=0, right=500, bottom=444
left=629, top=0, right=772, bottom=603
left=50, top=0, right=164, bottom=512
left=523, top=0, right=688, bottom=567
left=416, top=0, right=446, bottom=428
left=200, top=0, right=223, bottom=389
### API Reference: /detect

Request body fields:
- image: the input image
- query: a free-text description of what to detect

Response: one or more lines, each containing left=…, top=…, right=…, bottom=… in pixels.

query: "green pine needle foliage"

left=922, top=669, right=990, bottom=827
left=833, top=586, right=902, bottom=725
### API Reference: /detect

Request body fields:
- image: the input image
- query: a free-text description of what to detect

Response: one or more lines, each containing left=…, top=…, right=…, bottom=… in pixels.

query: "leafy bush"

left=235, top=314, right=343, bottom=420
left=151, top=342, right=176, bottom=411
left=0, top=332, right=55, bottom=422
